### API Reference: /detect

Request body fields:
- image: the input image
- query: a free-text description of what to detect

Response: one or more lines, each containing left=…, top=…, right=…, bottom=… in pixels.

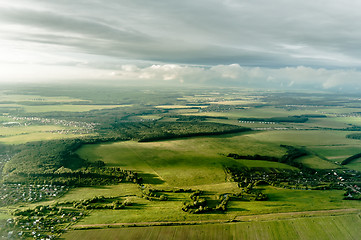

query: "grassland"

left=246, top=130, right=360, bottom=169
left=182, top=106, right=317, bottom=119
left=73, top=133, right=361, bottom=227
left=64, top=213, right=361, bottom=240
left=16, top=104, right=131, bottom=113
left=208, top=100, right=262, bottom=105
left=0, top=92, right=88, bottom=103
left=71, top=186, right=361, bottom=225
left=0, top=211, right=11, bottom=221
left=2, top=86, right=361, bottom=239
left=76, top=134, right=290, bottom=187
left=0, top=125, right=91, bottom=144
left=155, top=105, right=208, bottom=109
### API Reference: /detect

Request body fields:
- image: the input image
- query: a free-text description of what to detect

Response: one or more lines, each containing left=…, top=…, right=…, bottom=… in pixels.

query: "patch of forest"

left=172, top=115, right=228, bottom=122
left=109, top=122, right=250, bottom=142
left=0, top=138, right=144, bottom=186
left=226, top=145, right=361, bottom=200
left=0, top=144, right=20, bottom=180
left=346, top=133, right=361, bottom=139
left=341, top=153, right=361, bottom=165
left=227, top=145, right=309, bottom=171
left=2, top=140, right=87, bottom=179
left=1, top=121, right=250, bottom=186
left=298, top=114, right=327, bottom=118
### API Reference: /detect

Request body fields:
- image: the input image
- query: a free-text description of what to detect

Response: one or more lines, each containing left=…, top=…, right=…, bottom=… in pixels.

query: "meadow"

left=1, top=85, right=361, bottom=239
left=0, top=125, right=90, bottom=144
left=70, top=132, right=361, bottom=227
left=67, top=186, right=360, bottom=226
left=76, top=134, right=291, bottom=187
left=0, top=92, right=87, bottom=103
left=0, top=103, right=131, bottom=113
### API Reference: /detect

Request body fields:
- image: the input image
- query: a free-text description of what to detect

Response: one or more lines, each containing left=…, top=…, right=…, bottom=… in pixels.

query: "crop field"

left=64, top=214, right=361, bottom=240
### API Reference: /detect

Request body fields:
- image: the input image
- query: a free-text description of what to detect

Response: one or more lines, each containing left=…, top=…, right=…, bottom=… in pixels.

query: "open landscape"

left=0, top=84, right=360, bottom=239
left=2, top=1, right=361, bottom=239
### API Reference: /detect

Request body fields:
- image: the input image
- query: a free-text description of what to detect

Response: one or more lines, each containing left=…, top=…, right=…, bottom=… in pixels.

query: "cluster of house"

left=239, top=120, right=276, bottom=124
left=5, top=208, right=82, bottom=240
left=0, top=184, right=68, bottom=205
left=2, top=115, right=98, bottom=134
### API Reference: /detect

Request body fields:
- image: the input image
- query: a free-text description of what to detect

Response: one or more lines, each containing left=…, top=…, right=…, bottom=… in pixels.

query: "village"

left=0, top=184, right=68, bottom=206
left=1, top=115, right=98, bottom=135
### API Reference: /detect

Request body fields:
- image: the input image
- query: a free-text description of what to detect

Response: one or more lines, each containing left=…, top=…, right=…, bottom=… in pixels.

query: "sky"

left=1, top=0, right=361, bottom=90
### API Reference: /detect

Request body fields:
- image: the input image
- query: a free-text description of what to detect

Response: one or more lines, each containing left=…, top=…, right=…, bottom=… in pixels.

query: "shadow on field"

left=266, top=194, right=284, bottom=201
left=139, top=173, right=165, bottom=185
left=127, top=203, right=147, bottom=210
left=86, top=185, right=117, bottom=190
left=228, top=208, right=249, bottom=212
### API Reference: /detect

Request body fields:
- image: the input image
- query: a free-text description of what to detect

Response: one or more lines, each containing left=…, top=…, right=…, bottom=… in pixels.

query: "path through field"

left=73, top=208, right=360, bottom=229
left=64, top=209, right=361, bottom=240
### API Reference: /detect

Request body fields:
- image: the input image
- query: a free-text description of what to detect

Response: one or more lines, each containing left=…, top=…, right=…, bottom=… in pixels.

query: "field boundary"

left=72, top=208, right=360, bottom=230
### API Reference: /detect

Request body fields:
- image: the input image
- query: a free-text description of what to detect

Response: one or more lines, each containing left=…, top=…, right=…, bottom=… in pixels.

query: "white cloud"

left=0, top=63, right=118, bottom=82
left=2, top=60, right=361, bottom=91
left=2, top=0, right=361, bottom=68
left=1, top=0, right=361, bottom=90
left=111, top=64, right=361, bottom=90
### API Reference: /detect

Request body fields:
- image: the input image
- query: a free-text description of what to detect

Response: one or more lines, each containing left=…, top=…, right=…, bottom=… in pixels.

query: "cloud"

left=1, top=59, right=361, bottom=91
left=1, top=0, right=361, bottom=89
left=2, top=0, right=361, bottom=68
left=110, top=64, right=361, bottom=90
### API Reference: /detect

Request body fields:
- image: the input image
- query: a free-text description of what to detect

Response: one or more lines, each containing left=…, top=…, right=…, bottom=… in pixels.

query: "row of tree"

left=238, top=115, right=309, bottom=123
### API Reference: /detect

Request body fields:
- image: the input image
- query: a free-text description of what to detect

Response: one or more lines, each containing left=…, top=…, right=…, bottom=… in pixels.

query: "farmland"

left=63, top=213, right=361, bottom=240
left=0, top=84, right=361, bottom=239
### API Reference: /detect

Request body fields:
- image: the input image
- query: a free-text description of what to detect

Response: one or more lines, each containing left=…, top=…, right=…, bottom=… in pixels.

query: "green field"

left=0, top=92, right=88, bottom=103
left=0, top=125, right=91, bottom=144
left=182, top=106, right=322, bottom=119
left=64, top=214, right=361, bottom=240
left=20, top=104, right=131, bottom=113
left=247, top=130, right=357, bottom=147
left=0, top=103, right=131, bottom=113
left=76, top=134, right=290, bottom=187
left=246, top=130, right=361, bottom=170
left=155, top=105, right=208, bottom=109
left=73, top=133, right=361, bottom=226
left=0, top=211, right=11, bottom=221
left=71, top=186, right=361, bottom=225
left=2, top=86, right=361, bottom=239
